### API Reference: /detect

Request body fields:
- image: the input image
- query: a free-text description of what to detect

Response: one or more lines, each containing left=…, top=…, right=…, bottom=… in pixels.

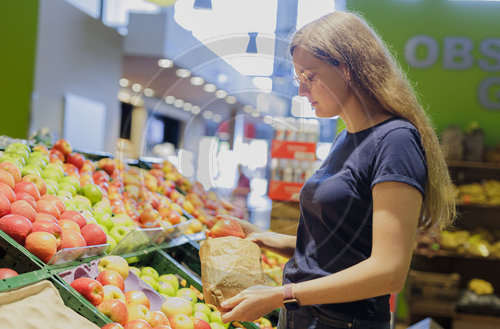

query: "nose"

left=298, top=84, right=310, bottom=97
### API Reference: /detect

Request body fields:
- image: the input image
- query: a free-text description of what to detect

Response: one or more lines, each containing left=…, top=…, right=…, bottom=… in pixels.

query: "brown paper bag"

left=200, top=236, right=266, bottom=308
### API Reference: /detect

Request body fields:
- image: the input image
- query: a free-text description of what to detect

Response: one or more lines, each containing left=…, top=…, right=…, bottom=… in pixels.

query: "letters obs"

left=404, top=36, right=500, bottom=110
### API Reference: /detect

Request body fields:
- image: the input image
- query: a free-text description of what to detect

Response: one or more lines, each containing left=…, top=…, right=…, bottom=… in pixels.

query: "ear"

left=340, top=63, right=350, bottom=80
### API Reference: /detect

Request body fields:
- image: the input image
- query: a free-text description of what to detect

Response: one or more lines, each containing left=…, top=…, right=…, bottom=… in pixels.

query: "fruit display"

left=261, top=250, right=288, bottom=287
left=454, top=180, right=500, bottom=206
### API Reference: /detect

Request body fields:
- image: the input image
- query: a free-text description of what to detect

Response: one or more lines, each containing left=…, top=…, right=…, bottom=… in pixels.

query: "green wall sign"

left=348, top=0, right=500, bottom=146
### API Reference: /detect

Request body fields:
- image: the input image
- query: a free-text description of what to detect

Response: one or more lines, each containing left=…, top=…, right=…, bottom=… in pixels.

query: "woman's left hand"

left=220, top=285, right=284, bottom=323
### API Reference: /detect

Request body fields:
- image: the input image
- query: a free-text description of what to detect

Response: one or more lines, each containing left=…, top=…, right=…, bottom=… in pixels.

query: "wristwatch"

left=283, top=283, right=300, bottom=310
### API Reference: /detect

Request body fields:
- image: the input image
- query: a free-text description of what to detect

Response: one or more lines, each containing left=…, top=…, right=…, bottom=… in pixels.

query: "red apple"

left=32, top=144, right=49, bottom=155
left=97, top=299, right=129, bottom=325
left=70, top=277, right=103, bottom=305
left=63, top=163, right=79, bottom=175
left=102, top=285, right=126, bottom=302
left=15, top=191, right=36, bottom=208
left=60, top=210, right=86, bottom=228
left=35, top=212, right=58, bottom=223
left=168, top=314, right=194, bottom=329
left=96, top=270, right=125, bottom=292
left=97, top=158, right=116, bottom=176
left=101, top=323, right=124, bottom=329
left=25, top=231, right=58, bottom=263
left=140, top=208, right=160, bottom=224
left=161, top=297, right=192, bottom=317
left=59, top=219, right=81, bottom=232
left=81, top=160, right=95, bottom=173
left=80, top=223, right=107, bottom=246
left=61, top=229, right=86, bottom=249
left=148, top=311, right=170, bottom=327
left=0, top=182, right=16, bottom=203
left=53, top=139, right=72, bottom=156
left=0, top=162, right=21, bottom=183
left=0, top=193, right=11, bottom=217
left=14, top=181, right=41, bottom=201
left=191, top=318, right=211, bottom=329
left=124, top=319, right=152, bottom=329
left=41, top=194, right=66, bottom=214
left=35, top=199, right=60, bottom=219
left=0, top=214, right=32, bottom=244
left=50, top=148, right=65, bottom=162
left=206, top=218, right=245, bottom=239
left=0, top=268, right=19, bottom=279
left=152, top=326, right=172, bottom=329
left=22, top=174, right=47, bottom=196
left=32, top=220, right=63, bottom=248
left=0, top=169, right=15, bottom=189
left=124, top=290, right=150, bottom=309
left=66, top=152, right=85, bottom=170
left=11, top=200, right=36, bottom=222
left=164, top=211, right=181, bottom=225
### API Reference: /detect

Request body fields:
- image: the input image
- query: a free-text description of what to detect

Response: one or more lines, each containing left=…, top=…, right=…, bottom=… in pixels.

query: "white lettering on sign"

left=404, top=35, right=439, bottom=68
left=478, top=77, right=500, bottom=109
left=479, top=39, right=500, bottom=72
left=443, top=37, right=474, bottom=69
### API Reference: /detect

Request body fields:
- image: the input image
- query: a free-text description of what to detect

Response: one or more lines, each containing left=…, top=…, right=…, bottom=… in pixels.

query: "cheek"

left=315, top=83, right=346, bottom=105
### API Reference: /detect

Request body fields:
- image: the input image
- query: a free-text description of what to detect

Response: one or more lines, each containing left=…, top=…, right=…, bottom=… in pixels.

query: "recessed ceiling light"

left=251, top=109, right=260, bottom=117
left=131, top=83, right=142, bottom=92
left=191, top=106, right=201, bottom=114
left=215, top=90, right=227, bottom=99
left=144, top=88, right=155, bottom=97
left=118, top=91, right=130, bottom=102
left=243, top=105, right=253, bottom=113
left=165, top=95, right=175, bottom=104
left=183, top=103, right=192, bottom=111
left=190, top=76, right=205, bottom=86
left=225, top=95, right=237, bottom=104
left=131, top=95, right=143, bottom=106
left=176, top=69, right=191, bottom=78
left=213, top=114, right=222, bottom=123
left=174, top=99, right=184, bottom=108
left=203, top=110, right=213, bottom=119
left=158, top=58, right=174, bottom=68
left=119, top=78, right=129, bottom=87
left=203, top=84, right=217, bottom=93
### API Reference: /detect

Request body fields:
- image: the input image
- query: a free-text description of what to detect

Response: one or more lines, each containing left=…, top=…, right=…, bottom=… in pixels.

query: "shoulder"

left=374, top=118, right=422, bottom=148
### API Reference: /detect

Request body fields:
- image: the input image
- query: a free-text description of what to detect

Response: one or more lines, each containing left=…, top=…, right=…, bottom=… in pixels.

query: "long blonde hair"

left=291, top=11, right=455, bottom=230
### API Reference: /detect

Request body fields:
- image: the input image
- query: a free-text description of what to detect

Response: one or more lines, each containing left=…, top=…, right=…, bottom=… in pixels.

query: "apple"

left=70, top=277, right=103, bottom=305
left=97, top=269, right=125, bottom=292
left=0, top=193, right=11, bottom=217
left=176, top=288, right=197, bottom=305
left=97, top=158, right=116, bottom=176
left=22, top=174, right=47, bottom=196
left=129, top=266, right=141, bottom=277
left=97, top=299, right=129, bottom=325
left=59, top=219, right=81, bottom=232
left=95, top=212, right=114, bottom=231
left=157, top=280, right=176, bottom=297
left=141, top=267, right=159, bottom=280
left=53, top=139, right=72, bottom=156
left=152, top=326, right=172, bottom=329
left=81, top=183, right=102, bottom=205
left=128, top=304, right=151, bottom=322
left=41, top=194, right=65, bottom=214
left=192, top=318, right=211, bottom=329
left=35, top=199, right=60, bottom=219
left=193, top=303, right=211, bottom=318
left=164, top=211, right=181, bottom=225
left=50, top=148, right=65, bottom=162
left=0, top=268, right=19, bottom=279
left=0, top=214, right=32, bottom=244
left=60, top=210, right=86, bottom=228
left=34, top=212, right=58, bottom=223
left=59, top=182, right=77, bottom=196
left=25, top=231, right=58, bottom=262
left=4, top=143, right=30, bottom=161
left=158, top=275, right=179, bottom=293
left=98, top=255, right=130, bottom=279
left=81, top=223, right=108, bottom=246
left=110, top=225, right=132, bottom=243
left=60, top=175, right=80, bottom=192
left=32, top=220, right=62, bottom=248
left=148, top=311, right=170, bottom=327
left=140, top=275, right=158, bottom=291
left=209, top=311, right=228, bottom=328
left=168, top=314, right=194, bottom=329
left=102, top=285, right=126, bottom=302
left=106, top=234, right=117, bottom=253
left=61, top=229, right=86, bottom=249
left=66, top=152, right=85, bottom=169
left=193, top=312, right=209, bottom=324
left=161, top=297, right=192, bottom=317
left=15, top=191, right=36, bottom=209
left=101, top=323, right=124, bottom=329
left=124, top=319, right=152, bottom=329
left=124, top=290, right=150, bottom=309
left=208, top=323, right=226, bottom=329
left=0, top=162, right=21, bottom=183
left=206, top=218, right=245, bottom=239
left=0, top=169, right=15, bottom=189
left=0, top=154, right=25, bottom=168
left=14, top=181, right=41, bottom=202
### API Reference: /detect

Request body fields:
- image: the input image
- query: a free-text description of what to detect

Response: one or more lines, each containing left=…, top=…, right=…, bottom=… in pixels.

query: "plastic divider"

left=110, top=227, right=163, bottom=255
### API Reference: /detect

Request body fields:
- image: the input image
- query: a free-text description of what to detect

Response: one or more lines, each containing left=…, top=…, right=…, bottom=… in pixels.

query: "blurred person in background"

left=231, top=164, right=251, bottom=220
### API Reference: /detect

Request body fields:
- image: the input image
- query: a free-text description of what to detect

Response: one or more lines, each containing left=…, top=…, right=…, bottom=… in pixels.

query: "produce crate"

left=0, top=229, right=45, bottom=269
left=407, top=270, right=461, bottom=301
left=163, top=239, right=202, bottom=276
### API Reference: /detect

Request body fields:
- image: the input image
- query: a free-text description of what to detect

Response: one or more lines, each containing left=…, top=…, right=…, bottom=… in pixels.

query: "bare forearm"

left=258, top=232, right=296, bottom=259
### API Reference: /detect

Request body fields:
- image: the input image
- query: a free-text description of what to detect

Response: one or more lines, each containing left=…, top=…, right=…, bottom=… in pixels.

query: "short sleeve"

left=370, top=128, right=427, bottom=198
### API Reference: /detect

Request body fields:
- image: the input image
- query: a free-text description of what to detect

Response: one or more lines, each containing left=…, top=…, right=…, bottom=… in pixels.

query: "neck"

left=340, top=96, right=389, bottom=133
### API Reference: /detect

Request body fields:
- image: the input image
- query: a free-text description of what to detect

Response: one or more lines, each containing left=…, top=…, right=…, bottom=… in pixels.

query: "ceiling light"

left=243, top=105, right=253, bottom=113
left=176, top=69, right=191, bottom=78
left=144, top=88, right=155, bottom=97
left=131, top=83, right=142, bottom=92
left=131, top=95, right=143, bottom=106
left=118, top=90, right=130, bottom=102
left=183, top=102, right=192, bottom=111
left=174, top=99, right=185, bottom=108
left=203, top=84, right=217, bottom=93
left=225, top=96, right=237, bottom=104
left=215, top=90, right=227, bottom=99
left=190, top=76, right=205, bottom=86
left=158, top=58, right=174, bottom=68
left=165, top=95, right=175, bottom=104
left=202, top=110, right=213, bottom=119
left=263, top=115, right=273, bottom=124
left=119, top=78, right=129, bottom=87
left=213, top=114, right=222, bottom=123
left=251, top=110, right=260, bottom=117
left=191, top=106, right=201, bottom=114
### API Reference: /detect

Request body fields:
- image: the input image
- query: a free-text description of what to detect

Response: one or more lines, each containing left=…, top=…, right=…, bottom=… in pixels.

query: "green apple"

left=115, top=213, right=135, bottom=226
left=46, top=184, right=59, bottom=195
left=93, top=201, right=113, bottom=215
left=29, top=150, right=50, bottom=161
left=193, top=311, right=210, bottom=323
left=26, top=156, right=48, bottom=168
left=95, top=212, right=114, bottom=231
left=129, top=266, right=141, bottom=277
left=109, top=225, right=132, bottom=242
left=64, top=200, right=77, bottom=211
left=0, top=154, right=25, bottom=167
left=59, top=182, right=77, bottom=196
left=81, top=183, right=102, bottom=205
left=44, top=178, right=59, bottom=188
left=193, top=303, right=212, bottom=318
left=45, top=163, right=64, bottom=177
left=97, top=224, right=109, bottom=234
left=141, top=274, right=158, bottom=290
left=5, top=143, right=30, bottom=161
left=140, top=267, right=159, bottom=280
left=57, top=190, right=73, bottom=201
left=74, top=195, right=92, bottom=207
left=42, top=169, right=62, bottom=181
left=21, top=165, right=42, bottom=177
left=210, top=322, right=227, bottom=329
left=210, top=311, right=229, bottom=328
left=105, top=234, right=117, bottom=253
left=110, top=216, right=126, bottom=227
left=157, top=280, right=176, bottom=297
left=73, top=199, right=92, bottom=212
left=159, top=274, right=179, bottom=293
left=60, top=175, right=80, bottom=192
left=176, top=287, right=197, bottom=304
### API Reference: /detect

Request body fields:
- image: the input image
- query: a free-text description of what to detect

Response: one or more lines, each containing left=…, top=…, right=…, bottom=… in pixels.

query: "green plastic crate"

left=163, top=240, right=202, bottom=276
left=0, top=229, right=45, bottom=268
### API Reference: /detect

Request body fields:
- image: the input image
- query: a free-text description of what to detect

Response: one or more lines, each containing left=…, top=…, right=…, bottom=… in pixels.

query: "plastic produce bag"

left=200, top=236, right=266, bottom=308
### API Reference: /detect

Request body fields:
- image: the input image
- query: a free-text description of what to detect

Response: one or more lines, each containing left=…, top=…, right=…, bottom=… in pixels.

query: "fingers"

left=220, top=293, right=245, bottom=311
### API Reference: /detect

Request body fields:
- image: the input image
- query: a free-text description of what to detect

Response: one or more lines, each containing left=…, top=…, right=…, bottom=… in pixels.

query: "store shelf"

left=447, top=160, right=500, bottom=170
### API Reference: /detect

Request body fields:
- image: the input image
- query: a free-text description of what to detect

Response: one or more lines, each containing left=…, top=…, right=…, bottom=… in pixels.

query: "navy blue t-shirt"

left=283, top=116, right=427, bottom=321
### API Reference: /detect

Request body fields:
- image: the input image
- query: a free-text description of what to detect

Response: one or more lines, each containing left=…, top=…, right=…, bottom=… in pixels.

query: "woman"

left=219, top=11, right=455, bottom=328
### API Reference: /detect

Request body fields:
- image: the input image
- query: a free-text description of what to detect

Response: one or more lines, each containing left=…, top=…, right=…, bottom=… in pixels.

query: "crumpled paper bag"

left=200, top=236, right=266, bottom=308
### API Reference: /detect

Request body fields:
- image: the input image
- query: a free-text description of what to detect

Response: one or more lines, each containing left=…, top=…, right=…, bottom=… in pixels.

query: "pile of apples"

left=0, top=267, right=19, bottom=279
left=261, top=250, right=288, bottom=287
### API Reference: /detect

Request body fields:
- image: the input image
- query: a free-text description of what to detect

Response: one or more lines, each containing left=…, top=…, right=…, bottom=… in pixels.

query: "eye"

left=307, top=73, right=316, bottom=82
